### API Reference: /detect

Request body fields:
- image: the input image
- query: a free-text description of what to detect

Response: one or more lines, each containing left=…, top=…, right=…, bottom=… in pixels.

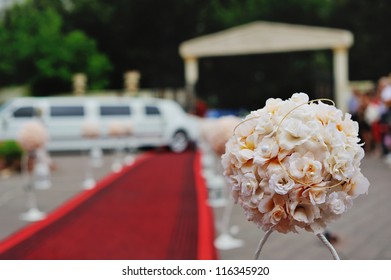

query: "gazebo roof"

left=179, top=21, right=353, bottom=58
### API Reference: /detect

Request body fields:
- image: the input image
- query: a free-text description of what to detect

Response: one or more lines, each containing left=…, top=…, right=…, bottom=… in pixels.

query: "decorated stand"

left=208, top=116, right=245, bottom=250
left=81, top=120, right=101, bottom=189
left=221, top=93, right=369, bottom=259
left=108, top=121, right=127, bottom=173
left=122, top=121, right=136, bottom=166
left=32, top=147, right=52, bottom=190
left=17, top=120, right=49, bottom=222
left=199, top=119, right=227, bottom=208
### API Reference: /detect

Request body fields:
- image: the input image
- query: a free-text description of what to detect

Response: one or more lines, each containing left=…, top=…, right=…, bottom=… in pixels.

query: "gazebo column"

left=333, top=47, right=349, bottom=113
left=184, top=56, right=199, bottom=112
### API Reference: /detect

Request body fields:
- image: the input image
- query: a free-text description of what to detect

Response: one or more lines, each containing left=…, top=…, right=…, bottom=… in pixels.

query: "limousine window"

left=145, top=106, right=161, bottom=116
left=50, top=106, right=84, bottom=117
left=100, top=106, right=131, bottom=116
left=13, top=106, right=36, bottom=118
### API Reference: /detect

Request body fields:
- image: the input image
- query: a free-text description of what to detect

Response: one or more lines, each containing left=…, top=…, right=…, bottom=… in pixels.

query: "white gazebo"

left=179, top=21, right=353, bottom=112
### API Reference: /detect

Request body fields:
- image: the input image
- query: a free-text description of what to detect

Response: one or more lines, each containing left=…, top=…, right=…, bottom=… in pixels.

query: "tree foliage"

left=0, top=1, right=112, bottom=95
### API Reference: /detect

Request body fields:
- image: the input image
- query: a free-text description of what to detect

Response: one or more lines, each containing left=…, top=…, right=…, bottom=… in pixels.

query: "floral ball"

left=209, top=116, right=241, bottom=155
left=123, top=121, right=133, bottom=136
left=221, top=93, right=369, bottom=234
left=199, top=118, right=218, bottom=143
left=108, top=121, right=126, bottom=137
left=82, top=120, right=100, bottom=138
left=18, top=120, right=48, bottom=152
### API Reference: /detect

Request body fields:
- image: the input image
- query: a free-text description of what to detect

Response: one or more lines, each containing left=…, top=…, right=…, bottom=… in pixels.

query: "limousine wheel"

left=170, top=130, right=189, bottom=153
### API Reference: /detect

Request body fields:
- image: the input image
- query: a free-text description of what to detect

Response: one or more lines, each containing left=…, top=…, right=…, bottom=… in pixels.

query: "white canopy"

left=179, top=21, right=354, bottom=112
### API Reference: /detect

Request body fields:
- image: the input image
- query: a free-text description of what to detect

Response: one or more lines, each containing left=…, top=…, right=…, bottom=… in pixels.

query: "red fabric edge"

left=0, top=152, right=155, bottom=255
left=194, top=150, right=218, bottom=260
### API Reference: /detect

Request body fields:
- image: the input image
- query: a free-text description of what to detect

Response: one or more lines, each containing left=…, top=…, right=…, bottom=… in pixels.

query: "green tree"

left=50, top=0, right=215, bottom=89
left=0, top=2, right=112, bottom=95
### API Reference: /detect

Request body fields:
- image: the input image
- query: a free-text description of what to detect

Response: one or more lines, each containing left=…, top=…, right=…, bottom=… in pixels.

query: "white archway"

left=179, top=21, right=353, bottom=112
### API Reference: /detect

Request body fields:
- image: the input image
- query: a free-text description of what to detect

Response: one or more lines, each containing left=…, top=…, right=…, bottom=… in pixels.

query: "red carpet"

left=0, top=150, right=217, bottom=260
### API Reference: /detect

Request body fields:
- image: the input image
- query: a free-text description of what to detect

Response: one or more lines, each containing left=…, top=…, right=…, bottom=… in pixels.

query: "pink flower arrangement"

left=17, top=121, right=48, bottom=152
left=82, top=120, right=100, bottom=138
left=209, top=116, right=241, bottom=155
left=108, top=121, right=127, bottom=137
left=123, top=121, right=133, bottom=136
left=222, top=93, right=369, bottom=234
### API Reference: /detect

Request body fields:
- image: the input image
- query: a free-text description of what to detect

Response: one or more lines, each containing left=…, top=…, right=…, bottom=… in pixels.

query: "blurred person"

left=348, top=88, right=361, bottom=115
left=352, top=93, right=372, bottom=153
left=365, top=88, right=386, bottom=157
left=379, top=76, right=391, bottom=163
left=195, top=98, right=208, bottom=117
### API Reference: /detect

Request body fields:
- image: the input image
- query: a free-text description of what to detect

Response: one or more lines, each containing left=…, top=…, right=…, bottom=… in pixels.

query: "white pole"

left=184, top=56, right=198, bottom=112
left=333, top=47, right=349, bottom=113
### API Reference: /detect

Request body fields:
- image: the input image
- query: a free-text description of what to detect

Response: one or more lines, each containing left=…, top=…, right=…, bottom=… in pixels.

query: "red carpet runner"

left=0, top=150, right=217, bottom=260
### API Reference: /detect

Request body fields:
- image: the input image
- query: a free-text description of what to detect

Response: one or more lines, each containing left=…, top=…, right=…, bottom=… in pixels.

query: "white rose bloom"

left=347, top=172, right=369, bottom=198
left=288, top=152, right=323, bottom=184
left=305, top=188, right=327, bottom=205
left=341, top=113, right=360, bottom=138
left=239, top=172, right=259, bottom=197
left=294, top=136, right=329, bottom=164
left=327, top=149, right=357, bottom=181
left=235, top=116, right=257, bottom=138
left=290, top=92, right=310, bottom=104
left=292, top=204, right=320, bottom=224
left=322, top=123, right=346, bottom=149
left=269, top=172, right=295, bottom=195
left=222, top=137, right=253, bottom=171
left=268, top=196, right=288, bottom=225
left=254, top=112, right=274, bottom=136
left=258, top=194, right=274, bottom=213
left=327, top=192, right=352, bottom=215
left=221, top=139, right=240, bottom=172
left=265, top=98, right=283, bottom=115
left=244, top=133, right=260, bottom=151
left=278, top=118, right=312, bottom=150
left=235, top=149, right=254, bottom=166
left=315, top=102, right=343, bottom=125
left=254, top=137, right=279, bottom=166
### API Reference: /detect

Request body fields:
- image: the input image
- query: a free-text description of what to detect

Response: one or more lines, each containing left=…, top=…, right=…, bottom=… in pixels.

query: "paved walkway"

left=212, top=154, right=391, bottom=260
left=0, top=151, right=390, bottom=259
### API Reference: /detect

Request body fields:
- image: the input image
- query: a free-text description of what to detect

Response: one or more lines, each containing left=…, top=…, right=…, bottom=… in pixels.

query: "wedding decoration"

left=122, top=121, right=136, bottom=166
left=108, top=121, right=127, bottom=172
left=209, top=116, right=242, bottom=156
left=108, top=121, right=127, bottom=138
left=81, top=120, right=102, bottom=189
left=18, top=120, right=48, bottom=152
left=33, top=148, right=52, bottom=190
left=203, top=116, right=245, bottom=250
left=221, top=93, right=370, bottom=259
left=199, top=118, right=227, bottom=207
left=82, top=120, right=101, bottom=139
left=17, top=120, right=48, bottom=222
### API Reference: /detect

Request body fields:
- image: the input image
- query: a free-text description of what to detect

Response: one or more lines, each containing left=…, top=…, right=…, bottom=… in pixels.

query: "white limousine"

left=0, top=96, right=199, bottom=152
